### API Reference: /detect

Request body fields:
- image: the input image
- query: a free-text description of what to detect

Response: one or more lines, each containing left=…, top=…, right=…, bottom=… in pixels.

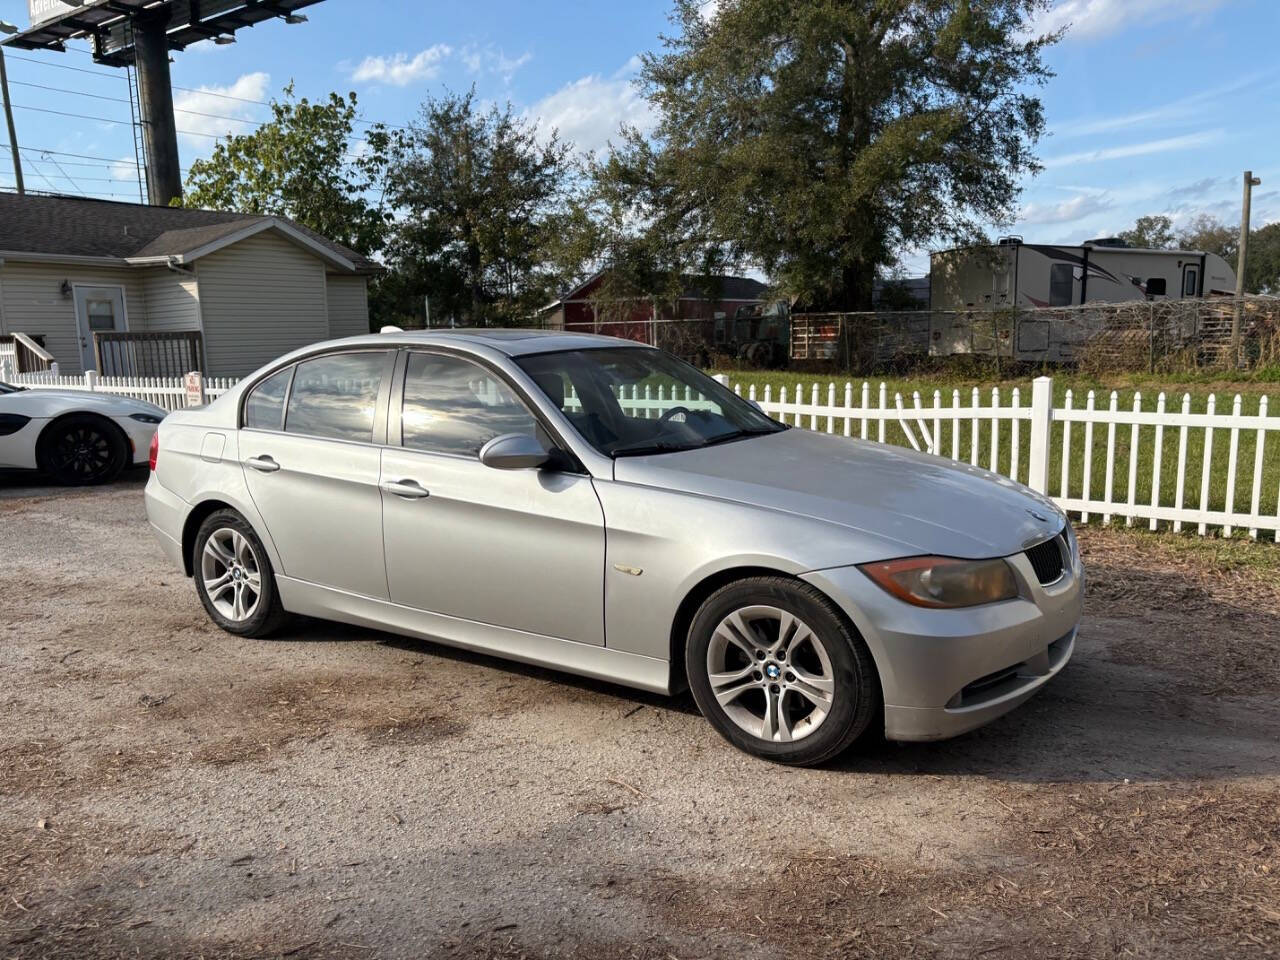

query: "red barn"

left=539, top=272, right=767, bottom=357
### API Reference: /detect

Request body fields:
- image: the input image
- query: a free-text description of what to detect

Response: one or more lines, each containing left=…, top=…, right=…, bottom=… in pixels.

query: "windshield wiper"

left=701, top=426, right=782, bottom=447
left=609, top=438, right=700, bottom=458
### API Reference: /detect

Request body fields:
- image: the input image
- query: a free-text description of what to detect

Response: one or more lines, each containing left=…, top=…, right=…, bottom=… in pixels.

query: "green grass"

left=712, top=367, right=1280, bottom=537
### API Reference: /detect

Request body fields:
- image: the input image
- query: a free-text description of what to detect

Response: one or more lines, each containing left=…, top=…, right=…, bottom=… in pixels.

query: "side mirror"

left=479, top=433, right=551, bottom=470
left=749, top=399, right=764, bottom=413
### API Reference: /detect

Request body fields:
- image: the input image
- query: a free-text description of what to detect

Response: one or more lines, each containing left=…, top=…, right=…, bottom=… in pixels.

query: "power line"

left=3, top=52, right=123, bottom=80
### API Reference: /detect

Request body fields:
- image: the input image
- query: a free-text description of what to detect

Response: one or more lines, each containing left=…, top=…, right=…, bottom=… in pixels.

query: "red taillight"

left=148, top=431, right=160, bottom=471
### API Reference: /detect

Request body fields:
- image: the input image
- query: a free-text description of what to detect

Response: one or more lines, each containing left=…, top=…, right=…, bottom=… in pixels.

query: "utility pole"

left=0, top=25, right=23, bottom=196
left=1233, top=170, right=1261, bottom=367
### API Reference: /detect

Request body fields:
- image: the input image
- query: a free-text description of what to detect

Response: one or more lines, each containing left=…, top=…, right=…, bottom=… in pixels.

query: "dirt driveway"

left=2, top=476, right=1278, bottom=959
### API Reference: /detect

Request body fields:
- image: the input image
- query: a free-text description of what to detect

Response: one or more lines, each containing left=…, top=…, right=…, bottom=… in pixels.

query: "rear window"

left=284, top=351, right=389, bottom=443
left=244, top=367, right=293, bottom=431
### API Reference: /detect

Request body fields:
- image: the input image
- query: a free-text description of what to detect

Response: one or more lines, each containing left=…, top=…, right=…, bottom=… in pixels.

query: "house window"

left=284, top=351, right=390, bottom=443
left=1146, top=278, right=1167, bottom=297
left=1049, top=263, right=1074, bottom=307
left=1184, top=269, right=1198, bottom=297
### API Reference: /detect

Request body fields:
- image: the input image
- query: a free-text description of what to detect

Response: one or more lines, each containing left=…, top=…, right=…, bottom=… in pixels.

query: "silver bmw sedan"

left=145, top=330, right=1081, bottom=765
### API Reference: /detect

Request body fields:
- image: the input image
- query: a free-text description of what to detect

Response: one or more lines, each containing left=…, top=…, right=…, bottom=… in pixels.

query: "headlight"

left=129, top=412, right=165, bottom=424
left=860, top=556, right=1019, bottom=608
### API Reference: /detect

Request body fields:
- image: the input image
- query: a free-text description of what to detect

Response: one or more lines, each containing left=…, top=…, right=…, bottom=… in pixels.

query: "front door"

left=73, top=286, right=126, bottom=372
left=380, top=350, right=606, bottom=646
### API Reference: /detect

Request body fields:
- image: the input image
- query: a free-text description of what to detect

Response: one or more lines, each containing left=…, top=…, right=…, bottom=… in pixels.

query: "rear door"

left=240, top=349, right=395, bottom=599
left=379, top=350, right=606, bottom=645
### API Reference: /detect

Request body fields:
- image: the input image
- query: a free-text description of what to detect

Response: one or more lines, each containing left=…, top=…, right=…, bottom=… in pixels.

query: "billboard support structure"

left=1, top=0, right=324, bottom=205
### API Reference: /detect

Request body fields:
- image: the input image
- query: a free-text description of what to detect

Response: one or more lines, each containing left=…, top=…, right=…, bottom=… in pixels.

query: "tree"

left=1175, top=214, right=1280, bottom=295
left=1177, top=213, right=1235, bottom=262
left=380, top=91, right=573, bottom=326
left=592, top=0, right=1058, bottom=311
left=1117, top=214, right=1176, bottom=250
left=180, top=85, right=392, bottom=257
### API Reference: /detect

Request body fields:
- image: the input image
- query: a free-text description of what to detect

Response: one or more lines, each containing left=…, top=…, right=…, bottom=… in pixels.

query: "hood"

left=611, top=428, right=1065, bottom=560
left=18, top=389, right=168, bottom=419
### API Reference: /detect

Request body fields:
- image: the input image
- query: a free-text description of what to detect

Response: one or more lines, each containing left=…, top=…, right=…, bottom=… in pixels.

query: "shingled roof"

left=0, top=192, right=380, bottom=274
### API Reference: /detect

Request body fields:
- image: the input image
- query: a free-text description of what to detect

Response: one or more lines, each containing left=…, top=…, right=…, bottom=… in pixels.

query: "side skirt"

left=275, top=576, right=673, bottom=695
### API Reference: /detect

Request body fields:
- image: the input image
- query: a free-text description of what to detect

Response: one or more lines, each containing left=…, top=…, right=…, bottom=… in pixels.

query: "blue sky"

left=1, top=0, right=1277, bottom=276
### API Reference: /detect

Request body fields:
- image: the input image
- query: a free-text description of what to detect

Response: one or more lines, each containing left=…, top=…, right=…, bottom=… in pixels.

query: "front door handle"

left=381, top=478, right=430, bottom=500
left=246, top=455, right=280, bottom=473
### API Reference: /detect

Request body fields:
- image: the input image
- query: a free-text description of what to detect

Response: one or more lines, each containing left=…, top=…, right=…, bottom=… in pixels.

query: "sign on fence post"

left=183, top=371, right=206, bottom=407
left=1027, top=376, right=1054, bottom=494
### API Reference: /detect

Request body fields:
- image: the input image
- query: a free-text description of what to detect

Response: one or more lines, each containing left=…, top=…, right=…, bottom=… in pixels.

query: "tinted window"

left=1184, top=269, right=1198, bottom=296
left=1146, top=277, right=1167, bottom=296
left=284, top=351, right=388, bottom=443
left=244, top=367, right=293, bottom=431
left=1049, top=263, right=1073, bottom=307
left=401, top=353, right=538, bottom=457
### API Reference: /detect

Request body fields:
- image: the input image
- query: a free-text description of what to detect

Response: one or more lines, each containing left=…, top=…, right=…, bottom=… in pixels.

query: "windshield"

left=516, top=347, right=784, bottom=457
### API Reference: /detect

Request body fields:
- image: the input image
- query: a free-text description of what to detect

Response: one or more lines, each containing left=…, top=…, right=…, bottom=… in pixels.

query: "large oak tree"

left=598, top=0, right=1058, bottom=310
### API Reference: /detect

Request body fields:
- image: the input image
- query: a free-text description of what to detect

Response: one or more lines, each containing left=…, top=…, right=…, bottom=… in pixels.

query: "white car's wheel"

left=36, top=414, right=128, bottom=485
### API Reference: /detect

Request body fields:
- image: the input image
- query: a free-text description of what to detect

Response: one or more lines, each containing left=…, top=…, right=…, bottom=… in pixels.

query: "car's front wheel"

left=36, top=414, right=128, bottom=485
left=192, top=510, right=286, bottom=638
left=686, top=576, right=880, bottom=766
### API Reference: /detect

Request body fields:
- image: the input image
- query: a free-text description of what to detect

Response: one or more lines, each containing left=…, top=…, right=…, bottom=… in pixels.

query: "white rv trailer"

left=924, top=239, right=1238, bottom=361
left=930, top=238, right=1237, bottom=311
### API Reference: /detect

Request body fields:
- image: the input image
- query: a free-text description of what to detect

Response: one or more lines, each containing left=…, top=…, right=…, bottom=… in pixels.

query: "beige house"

left=0, top=192, right=380, bottom=379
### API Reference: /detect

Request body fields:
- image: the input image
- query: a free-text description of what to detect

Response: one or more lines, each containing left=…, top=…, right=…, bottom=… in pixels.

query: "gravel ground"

left=1, top=473, right=1278, bottom=959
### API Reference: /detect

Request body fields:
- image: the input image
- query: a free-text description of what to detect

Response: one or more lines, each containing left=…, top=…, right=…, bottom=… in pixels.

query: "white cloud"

left=1030, top=0, right=1230, bottom=40
left=461, top=44, right=532, bottom=83
left=1018, top=190, right=1113, bottom=225
left=351, top=44, right=452, bottom=87
left=1055, top=72, right=1275, bottom=138
left=525, top=60, right=654, bottom=157
left=697, top=0, right=723, bottom=21
left=172, top=72, right=270, bottom=147
left=1042, top=130, right=1223, bottom=168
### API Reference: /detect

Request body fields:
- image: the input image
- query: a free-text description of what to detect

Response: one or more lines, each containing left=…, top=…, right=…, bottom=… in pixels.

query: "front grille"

left=1024, top=534, right=1066, bottom=585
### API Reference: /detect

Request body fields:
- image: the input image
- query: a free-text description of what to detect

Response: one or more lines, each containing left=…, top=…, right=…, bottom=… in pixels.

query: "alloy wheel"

left=705, top=604, right=836, bottom=743
left=51, top=425, right=112, bottom=481
left=201, top=527, right=263, bottom=623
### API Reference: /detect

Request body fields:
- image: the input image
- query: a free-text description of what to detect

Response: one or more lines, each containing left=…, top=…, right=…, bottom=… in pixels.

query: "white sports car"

left=0, top=381, right=166, bottom=485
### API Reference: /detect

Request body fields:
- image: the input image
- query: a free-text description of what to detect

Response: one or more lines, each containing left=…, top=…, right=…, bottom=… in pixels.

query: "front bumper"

left=803, top=534, right=1084, bottom=742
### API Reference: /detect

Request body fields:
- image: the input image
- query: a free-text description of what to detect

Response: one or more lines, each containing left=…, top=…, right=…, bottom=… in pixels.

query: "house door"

left=73, top=286, right=126, bottom=372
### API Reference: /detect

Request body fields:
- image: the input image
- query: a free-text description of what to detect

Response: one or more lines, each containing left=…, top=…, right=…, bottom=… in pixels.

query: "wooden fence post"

left=85, top=370, right=99, bottom=392
left=1027, top=375, right=1054, bottom=494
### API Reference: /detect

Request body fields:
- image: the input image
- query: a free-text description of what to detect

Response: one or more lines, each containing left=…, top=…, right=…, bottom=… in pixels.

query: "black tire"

left=36, top=414, right=129, bottom=485
left=685, top=576, right=880, bottom=766
left=192, top=509, right=287, bottom=638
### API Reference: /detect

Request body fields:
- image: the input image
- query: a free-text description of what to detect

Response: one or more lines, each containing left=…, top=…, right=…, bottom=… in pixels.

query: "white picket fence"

left=726, top=375, right=1280, bottom=539
left=7, top=362, right=1280, bottom=539
left=7, top=369, right=239, bottom=412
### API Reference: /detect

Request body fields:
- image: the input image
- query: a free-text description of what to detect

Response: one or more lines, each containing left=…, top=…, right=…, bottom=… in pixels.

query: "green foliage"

left=378, top=90, right=573, bottom=327
left=179, top=84, right=392, bottom=257
left=591, top=0, right=1058, bottom=311
left=1118, top=214, right=1177, bottom=250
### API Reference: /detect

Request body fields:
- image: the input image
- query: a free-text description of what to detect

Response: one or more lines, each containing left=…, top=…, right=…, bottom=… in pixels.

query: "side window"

left=1146, top=277, right=1167, bottom=297
left=1049, top=263, right=1074, bottom=307
left=401, top=352, right=538, bottom=457
left=244, top=366, right=293, bottom=431
left=284, top=351, right=389, bottom=443
left=1184, top=269, right=1198, bottom=297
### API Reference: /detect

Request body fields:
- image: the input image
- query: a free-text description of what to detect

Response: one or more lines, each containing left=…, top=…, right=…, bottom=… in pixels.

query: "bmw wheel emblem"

left=765, top=663, right=781, bottom=680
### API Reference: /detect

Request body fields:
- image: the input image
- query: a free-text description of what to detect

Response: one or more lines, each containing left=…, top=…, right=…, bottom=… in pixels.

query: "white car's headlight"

left=860, top=556, right=1019, bottom=609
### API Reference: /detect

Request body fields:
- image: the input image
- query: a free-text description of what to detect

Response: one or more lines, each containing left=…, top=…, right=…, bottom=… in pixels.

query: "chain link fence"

left=789, top=297, right=1280, bottom=373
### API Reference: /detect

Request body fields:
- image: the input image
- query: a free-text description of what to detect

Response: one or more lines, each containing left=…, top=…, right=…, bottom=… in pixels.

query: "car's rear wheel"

left=686, top=576, right=880, bottom=766
left=193, top=509, right=286, bottom=638
left=36, top=414, right=128, bottom=485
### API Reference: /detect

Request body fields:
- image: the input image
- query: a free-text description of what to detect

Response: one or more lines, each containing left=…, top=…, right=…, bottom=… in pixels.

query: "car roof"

left=335, top=328, right=647, bottom=357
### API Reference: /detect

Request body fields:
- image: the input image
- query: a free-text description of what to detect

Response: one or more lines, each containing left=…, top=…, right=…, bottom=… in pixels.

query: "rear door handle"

left=246, top=455, right=280, bottom=473
left=380, top=478, right=430, bottom=500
